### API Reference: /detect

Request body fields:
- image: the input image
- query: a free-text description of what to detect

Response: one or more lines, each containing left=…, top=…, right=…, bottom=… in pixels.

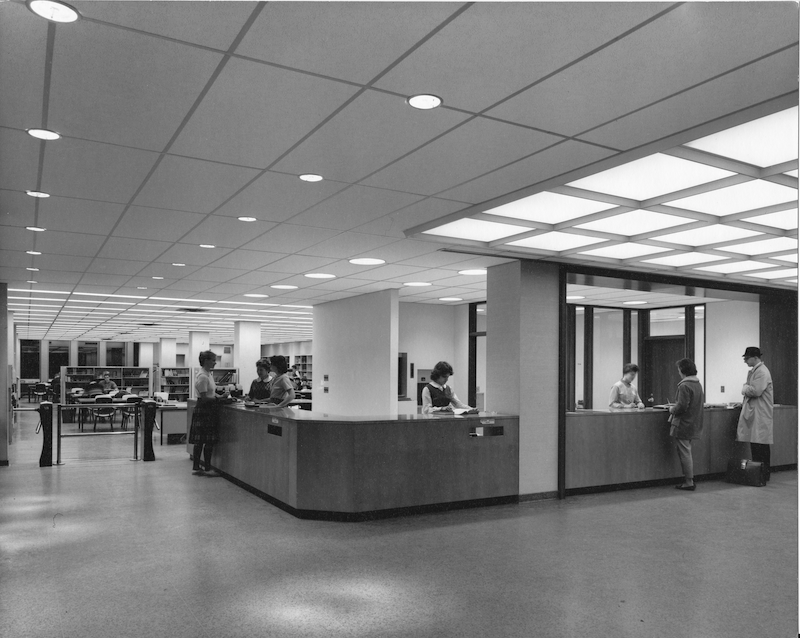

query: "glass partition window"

left=106, top=342, right=125, bottom=366
left=78, top=342, right=98, bottom=366
left=20, top=340, right=40, bottom=379
left=593, top=309, right=625, bottom=410
left=48, top=341, right=69, bottom=379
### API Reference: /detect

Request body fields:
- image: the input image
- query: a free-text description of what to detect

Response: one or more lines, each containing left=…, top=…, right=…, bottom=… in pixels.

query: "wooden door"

left=643, top=336, right=685, bottom=405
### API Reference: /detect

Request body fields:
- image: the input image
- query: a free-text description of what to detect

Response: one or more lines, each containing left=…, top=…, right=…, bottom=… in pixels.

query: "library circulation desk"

left=188, top=401, right=519, bottom=521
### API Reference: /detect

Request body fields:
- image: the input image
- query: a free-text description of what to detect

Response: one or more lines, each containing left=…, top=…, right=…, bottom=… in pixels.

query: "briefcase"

left=726, top=459, right=766, bottom=487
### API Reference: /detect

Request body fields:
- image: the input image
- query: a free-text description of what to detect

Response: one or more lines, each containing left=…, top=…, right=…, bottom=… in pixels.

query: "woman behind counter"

left=609, top=363, right=645, bottom=409
left=189, top=350, right=229, bottom=476
left=262, top=355, right=295, bottom=408
left=421, top=361, right=475, bottom=414
left=245, top=358, right=272, bottom=403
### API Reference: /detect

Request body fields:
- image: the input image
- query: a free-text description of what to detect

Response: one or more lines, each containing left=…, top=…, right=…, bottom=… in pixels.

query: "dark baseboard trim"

left=214, top=467, right=518, bottom=522
left=519, top=491, right=558, bottom=502
left=0, top=460, right=8, bottom=467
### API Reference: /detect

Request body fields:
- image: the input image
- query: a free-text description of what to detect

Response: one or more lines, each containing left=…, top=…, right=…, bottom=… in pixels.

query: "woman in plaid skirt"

left=189, top=350, right=229, bottom=475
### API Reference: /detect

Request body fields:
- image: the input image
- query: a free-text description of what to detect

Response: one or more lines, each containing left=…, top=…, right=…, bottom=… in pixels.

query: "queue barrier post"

left=37, top=402, right=53, bottom=468
left=142, top=400, right=157, bottom=462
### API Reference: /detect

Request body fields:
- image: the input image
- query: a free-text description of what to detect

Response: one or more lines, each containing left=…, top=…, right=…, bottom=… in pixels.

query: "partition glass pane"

left=592, top=309, right=624, bottom=410
left=20, top=340, right=40, bottom=379
left=78, top=342, right=98, bottom=366
left=48, top=341, right=69, bottom=379
left=106, top=342, right=125, bottom=366
left=574, top=310, right=584, bottom=408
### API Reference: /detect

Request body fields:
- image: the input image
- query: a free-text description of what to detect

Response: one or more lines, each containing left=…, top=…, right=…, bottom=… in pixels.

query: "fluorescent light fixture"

left=237, top=217, right=257, bottom=222
left=743, top=268, right=798, bottom=280
left=505, top=231, right=606, bottom=251
left=27, top=128, right=61, bottom=140
left=26, top=226, right=46, bottom=232
left=424, top=218, right=532, bottom=242
left=642, top=252, right=726, bottom=267
left=244, top=293, right=269, bottom=298
left=281, top=305, right=312, bottom=309
left=149, top=297, right=216, bottom=303
left=26, top=190, right=49, bottom=198
left=271, top=285, right=298, bottom=290
left=485, top=191, right=614, bottom=224
left=566, top=154, right=734, bottom=201
left=26, top=250, right=42, bottom=255
left=299, top=174, right=323, bottom=182
left=27, top=0, right=79, bottom=22
left=199, top=244, right=215, bottom=249
left=439, top=297, right=463, bottom=301
left=403, top=282, right=432, bottom=287
left=575, top=210, right=695, bottom=235
left=458, top=269, right=487, bottom=276
left=71, top=292, right=146, bottom=299
left=406, top=94, right=442, bottom=110
left=684, top=107, right=798, bottom=167
left=566, top=296, right=585, bottom=300
left=717, top=236, right=798, bottom=256
left=578, top=243, right=671, bottom=260
left=9, top=289, right=68, bottom=294
left=623, top=300, right=647, bottom=305
left=304, top=273, right=335, bottom=279
left=349, top=258, right=386, bottom=265
left=740, top=208, right=798, bottom=230
left=137, top=287, right=147, bottom=289
left=694, top=261, right=775, bottom=274
left=651, top=225, right=762, bottom=246
left=666, top=180, right=796, bottom=216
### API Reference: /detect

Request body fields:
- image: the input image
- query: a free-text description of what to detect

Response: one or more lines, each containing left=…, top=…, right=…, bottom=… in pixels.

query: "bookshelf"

left=293, top=355, right=312, bottom=385
left=159, top=367, right=191, bottom=401
left=61, top=366, right=152, bottom=398
left=191, top=367, right=238, bottom=399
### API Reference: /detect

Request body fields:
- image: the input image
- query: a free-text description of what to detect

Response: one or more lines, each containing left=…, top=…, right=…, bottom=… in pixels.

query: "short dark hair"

left=198, top=350, right=217, bottom=365
left=676, top=358, right=697, bottom=376
left=430, top=361, right=454, bottom=382
left=270, top=355, right=288, bottom=374
left=256, top=358, right=270, bottom=370
left=623, top=363, right=639, bottom=375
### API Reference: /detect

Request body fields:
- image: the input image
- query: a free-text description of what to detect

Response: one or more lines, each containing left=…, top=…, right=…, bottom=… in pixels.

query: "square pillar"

left=159, top=338, right=176, bottom=367
left=234, top=321, right=261, bottom=390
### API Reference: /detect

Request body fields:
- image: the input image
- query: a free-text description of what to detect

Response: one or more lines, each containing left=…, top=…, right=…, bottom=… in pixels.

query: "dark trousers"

left=751, top=443, right=771, bottom=480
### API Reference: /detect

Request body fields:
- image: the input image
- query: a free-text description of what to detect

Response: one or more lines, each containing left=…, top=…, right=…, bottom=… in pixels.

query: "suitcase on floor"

left=726, top=459, right=766, bottom=487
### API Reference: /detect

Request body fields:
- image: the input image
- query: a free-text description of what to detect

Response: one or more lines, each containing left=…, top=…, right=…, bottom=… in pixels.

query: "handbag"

left=726, top=459, right=766, bottom=487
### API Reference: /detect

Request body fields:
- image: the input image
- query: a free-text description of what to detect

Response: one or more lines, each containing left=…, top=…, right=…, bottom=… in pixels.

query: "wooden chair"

left=32, top=383, right=50, bottom=403
left=93, top=396, right=116, bottom=431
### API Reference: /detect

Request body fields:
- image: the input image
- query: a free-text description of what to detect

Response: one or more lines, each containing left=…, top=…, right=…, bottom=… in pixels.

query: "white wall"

left=705, top=300, right=759, bottom=403
left=312, top=290, right=398, bottom=416
left=592, top=310, right=624, bottom=409
left=261, top=340, right=312, bottom=360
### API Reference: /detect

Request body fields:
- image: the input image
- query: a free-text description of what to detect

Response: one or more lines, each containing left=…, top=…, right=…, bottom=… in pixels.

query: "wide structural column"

left=138, top=343, right=154, bottom=368
left=159, top=338, right=177, bottom=367
left=189, top=332, right=209, bottom=398
left=487, top=261, right=560, bottom=497
left=313, top=289, right=398, bottom=416
left=233, top=321, right=260, bottom=389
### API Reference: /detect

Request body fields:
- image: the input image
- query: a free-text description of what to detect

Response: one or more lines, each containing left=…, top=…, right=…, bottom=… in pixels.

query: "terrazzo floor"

left=2, top=405, right=797, bottom=638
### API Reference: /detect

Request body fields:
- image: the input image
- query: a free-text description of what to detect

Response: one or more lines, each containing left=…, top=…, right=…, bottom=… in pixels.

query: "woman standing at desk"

left=421, top=361, right=474, bottom=414
left=263, top=355, right=295, bottom=408
left=189, top=350, right=229, bottom=475
left=245, top=358, right=272, bottom=402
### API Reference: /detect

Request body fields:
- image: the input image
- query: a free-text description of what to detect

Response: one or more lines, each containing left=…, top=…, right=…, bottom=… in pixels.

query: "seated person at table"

left=98, top=371, right=118, bottom=393
left=609, top=363, right=645, bottom=409
left=245, top=359, right=272, bottom=402
left=421, top=361, right=475, bottom=414
left=263, top=355, right=295, bottom=408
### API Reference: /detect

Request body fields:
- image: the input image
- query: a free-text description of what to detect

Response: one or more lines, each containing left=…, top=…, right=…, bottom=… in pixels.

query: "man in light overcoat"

left=736, top=346, right=774, bottom=481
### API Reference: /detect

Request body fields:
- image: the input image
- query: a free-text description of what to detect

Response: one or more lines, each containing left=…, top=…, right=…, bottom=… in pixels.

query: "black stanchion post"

left=56, top=404, right=63, bottom=465
left=131, top=400, right=139, bottom=461
left=142, top=400, right=156, bottom=462
left=38, top=402, right=53, bottom=468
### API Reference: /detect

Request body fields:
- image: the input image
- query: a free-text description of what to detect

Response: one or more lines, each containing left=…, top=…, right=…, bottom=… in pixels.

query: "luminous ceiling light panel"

left=26, top=226, right=46, bottom=232
left=741, top=208, right=798, bottom=231
left=566, top=154, right=734, bottom=201
left=652, top=225, right=761, bottom=246
left=244, top=293, right=269, bottom=298
left=787, top=170, right=799, bottom=178
left=717, top=236, right=798, bottom=256
left=150, top=297, right=216, bottom=303
left=439, top=297, right=463, bottom=301
left=271, top=285, right=298, bottom=290
left=665, top=180, right=796, bottom=216
left=137, top=287, right=147, bottom=290
left=574, top=210, right=695, bottom=235
left=26, top=190, right=50, bottom=198
left=27, top=128, right=61, bottom=140
left=485, top=191, right=615, bottom=224
left=773, top=253, right=799, bottom=263
left=505, top=232, right=606, bottom=252
left=26, top=267, right=39, bottom=271
left=304, top=273, right=335, bottom=279
left=237, top=217, right=257, bottom=222
left=349, top=258, right=386, bottom=265
left=642, top=252, right=726, bottom=267
left=458, top=269, right=487, bottom=276
left=299, top=174, right=323, bottom=182
left=684, top=107, right=798, bottom=167
left=577, top=244, right=671, bottom=260
left=424, top=218, right=531, bottom=243
left=71, top=292, right=146, bottom=299
left=403, top=282, right=432, bottom=287
left=694, top=261, right=776, bottom=274
left=26, top=281, right=38, bottom=284
left=623, top=300, right=647, bottom=305
left=406, top=94, right=442, bottom=110
left=743, top=268, right=798, bottom=280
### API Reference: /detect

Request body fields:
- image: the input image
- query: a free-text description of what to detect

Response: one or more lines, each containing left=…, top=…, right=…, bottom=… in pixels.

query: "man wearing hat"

left=737, top=347, right=774, bottom=481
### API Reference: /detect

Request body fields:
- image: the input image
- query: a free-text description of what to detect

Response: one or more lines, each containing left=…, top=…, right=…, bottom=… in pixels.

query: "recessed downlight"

left=26, top=190, right=49, bottom=198
left=349, top=258, right=386, bottom=266
left=299, top=174, right=324, bottom=182
left=407, top=94, right=443, bottom=110
left=439, top=297, right=463, bottom=301
left=152, top=276, right=164, bottom=280
left=172, top=263, right=186, bottom=267
left=199, top=244, right=215, bottom=249
left=244, top=294, right=269, bottom=298
left=27, top=281, right=38, bottom=284
left=27, top=128, right=61, bottom=140
left=623, top=300, right=647, bottom=305
left=403, top=282, right=432, bottom=287
left=237, top=217, right=257, bottom=222
left=304, top=273, right=335, bottom=279
left=26, top=267, right=39, bottom=272
left=137, top=287, right=147, bottom=290
left=271, top=285, right=299, bottom=290
left=26, top=250, right=42, bottom=255
left=26, top=226, right=46, bottom=232
left=458, top=269, right=487, bottom=276
left=28, top=0, right=79, bottom=22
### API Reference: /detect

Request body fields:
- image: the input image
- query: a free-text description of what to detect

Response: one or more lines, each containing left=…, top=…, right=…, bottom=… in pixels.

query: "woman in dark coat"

left=669, top=358, right=704, bottom=491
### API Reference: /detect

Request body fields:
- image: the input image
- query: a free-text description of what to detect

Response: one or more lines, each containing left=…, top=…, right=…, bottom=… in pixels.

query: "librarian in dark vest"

left=421, top=361, right=476, bottom=415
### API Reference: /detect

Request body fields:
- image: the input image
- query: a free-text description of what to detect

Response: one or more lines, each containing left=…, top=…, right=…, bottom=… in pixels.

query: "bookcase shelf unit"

left=191, top=368, right=238, bottom=399
left=159, top=367, right=191, bottom=401
left=293, top=355, right=312, bottom=385
left=61, top=366, right=152, bottom=399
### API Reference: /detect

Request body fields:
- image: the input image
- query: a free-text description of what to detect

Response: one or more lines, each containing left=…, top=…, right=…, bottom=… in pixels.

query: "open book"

left=452, top=408, right=479, bottom=415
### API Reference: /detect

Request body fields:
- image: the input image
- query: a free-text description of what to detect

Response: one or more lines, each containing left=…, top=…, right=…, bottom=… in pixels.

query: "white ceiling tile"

left=114, top=207, right=206, bottom=242
left=34, top=254, right=94, bottom=272
left=260, top=255, right=337, bottom=275
left=0, top=129, right=41, bottom=192
left=0, top=252, right=32, bottom=269
left=78, top=273, right=132, bottom=287
left=150, top=243, right=232, bottom=267
left=180, top=216, right=277, bottom=249
left=0, top=226, right=39, bottom=253
left=240, top=224, right=340, bottom=254
left=361, top=117, right=561, bottom=196
left=184, top=267, right=248, bottom=283
left=694, top=261, right=776, bottom=274
left=297, top=232, right=399, bottom=260
left=34, top=231, right=106, bottom=257
left=132, top=155, right=261, bottom=213
left=353, top=198, right=469, bottom=238
left=350, top=264, right=428, bottom=282
left=96, top=237, right=173, bottom=262
left=666, top=180, right=797, bottom=216
left=0, top=3, right=47, bottom=128
left=169, top=57, right=360, bottom=168
left=0, top=191, right=36, bottom=228
left=38, top=197, right=126, bottom=235
left=743, top=268, right=798, bottom=280
left=202, top=249, right=285, bottom=271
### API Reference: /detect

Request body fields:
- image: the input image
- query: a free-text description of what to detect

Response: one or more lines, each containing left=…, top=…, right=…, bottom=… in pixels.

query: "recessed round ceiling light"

left=152, top=276, right=164, bottom=280
left=26, top=267, right=39, bottom=271
left=403, top=282, right=432, bottom=287
left=26, top=226, right=46, bottom=232
left=299, top=174, right=324, bottom=182
left=270, top=285, right=299, bottom=290
left=27, top=280, right=38, bottom=284
left=349, top=258, right=386, bottom=266
left=623, top=300, right=648, bottom=305
left=566, top=295, right=585, bottom=300
left=137, top=287, right=148, bottom=290
left=439, top=297, right=463, bottom=302
left=26, top=250, right=42, bottom=255
left=237, top=217, right=257, bottom=222
left=458, top=269, right=487, bottom=276
left=304, top=273, right=335, bottom=279
left=26, top=190, right=49, bottom=198
left=199, top=244, right=215, bottom=248
left=244, top=294, right=269, bottom=298
left=407, top=94, right=443, bottom=110
left=27, top=128, right=61, bottom=141
left=172, top=263, right=186, bottom=267
left=28, top=0, right=79, bottom=22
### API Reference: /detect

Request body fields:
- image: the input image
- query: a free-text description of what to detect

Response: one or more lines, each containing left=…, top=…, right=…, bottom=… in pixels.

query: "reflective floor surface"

left=2, top=406, right=797, bottom=638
